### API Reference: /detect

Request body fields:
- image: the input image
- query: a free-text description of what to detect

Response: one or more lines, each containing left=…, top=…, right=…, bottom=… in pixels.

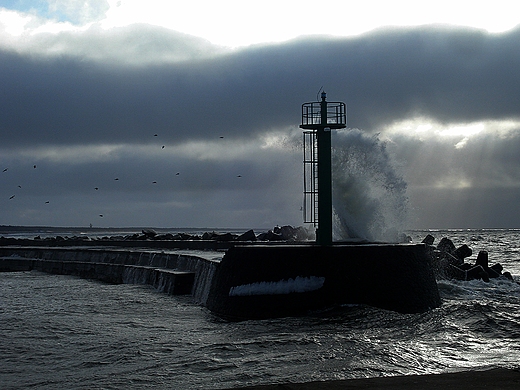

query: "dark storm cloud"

left=1, top=24, right=520, bottom=149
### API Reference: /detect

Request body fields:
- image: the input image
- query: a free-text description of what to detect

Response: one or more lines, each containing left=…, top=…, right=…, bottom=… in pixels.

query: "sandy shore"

left=228, top=368, right=520, bottom=390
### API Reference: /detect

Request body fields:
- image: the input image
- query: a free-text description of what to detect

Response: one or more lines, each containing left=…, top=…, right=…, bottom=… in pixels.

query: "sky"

left=1, top=1, right=520, bottom=232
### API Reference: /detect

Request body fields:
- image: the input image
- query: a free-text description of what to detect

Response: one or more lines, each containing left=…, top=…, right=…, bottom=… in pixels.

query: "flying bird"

left=162, top=145, right=165, bottom=149
left=99, top=214, right=104, bottom=217
left=152, top=181, right=157, bottom=184
left=2, top=168, right=7, bottom=172
left=219, top=136, right=224, bottom=139
left=94, top=187, right=99, bottom=190
left=114, top=178, right=119, bottom=181
left=33, top=165, right=36, bottom=168
left=9, top=195, right=15, bottom=199
left=176, top=172, right=180, bottom=176
left=237, top=175, right=242, bottom=178
left=18, top=185, right=22, bottom=188
left=154, top=134, right=158, bottom=137
left=45, top=201, right=50, bottom=204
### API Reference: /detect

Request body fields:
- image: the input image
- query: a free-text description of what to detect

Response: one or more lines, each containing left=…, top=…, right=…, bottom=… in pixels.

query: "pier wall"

left=207, top=244, right=441, bottom=319
left=0, top=243, right=441, bottom=319
left=0, top=247, right=218, bottom=305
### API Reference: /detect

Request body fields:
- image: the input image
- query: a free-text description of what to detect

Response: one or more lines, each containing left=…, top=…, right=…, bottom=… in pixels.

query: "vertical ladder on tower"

left=303, top=130, right=319, bottom=225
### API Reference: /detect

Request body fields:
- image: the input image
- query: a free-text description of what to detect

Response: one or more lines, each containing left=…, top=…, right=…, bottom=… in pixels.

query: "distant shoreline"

left=0, top=225, right=269, bottom=237
left=2, top=225, right=520, bottom=235
left=0, top=225, right=264, bottom=231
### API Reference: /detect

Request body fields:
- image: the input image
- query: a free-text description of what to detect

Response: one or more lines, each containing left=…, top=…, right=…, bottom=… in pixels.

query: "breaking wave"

left=332, top=129, right=408, bottom=242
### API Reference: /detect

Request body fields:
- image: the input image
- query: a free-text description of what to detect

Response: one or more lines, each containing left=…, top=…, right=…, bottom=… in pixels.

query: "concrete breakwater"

left=0, top=246, right=221, bottom=305
left=0, top=241, right=441, bottom=319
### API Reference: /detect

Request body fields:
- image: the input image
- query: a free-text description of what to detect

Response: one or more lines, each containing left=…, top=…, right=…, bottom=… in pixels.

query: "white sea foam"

left=229, top=276, right=325, bottom=296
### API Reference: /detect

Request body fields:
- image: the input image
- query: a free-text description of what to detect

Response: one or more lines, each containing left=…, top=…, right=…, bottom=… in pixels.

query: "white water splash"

left=332, top=129, right=408, bottom=242
left=229, top=276, right=325, bottom=296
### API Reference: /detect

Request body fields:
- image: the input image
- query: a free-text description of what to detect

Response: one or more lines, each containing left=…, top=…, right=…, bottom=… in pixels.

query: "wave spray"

left=332, top=129, right=408, bottom=242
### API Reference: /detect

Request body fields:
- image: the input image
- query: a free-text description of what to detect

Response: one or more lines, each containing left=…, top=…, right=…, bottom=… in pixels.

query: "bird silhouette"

left=237, top=175, right=242, bottom=178
left=2, top=168, right=7, bottom=172
left=45, top=201, right=50, bottom=204
left=162, top=145, right=165, bottom=149
left=114, top=178, right=119, bottom=181
left=9, top=195, right=15, bottom=199
left=154, top=134, right=158, bottom=137
left=152, top=181, right=157, bottom=184
left=94, top=187, right=99, bottom=190
left=176, top=172, right=180, bottom=176
left=99, top=214, right=103, bottom=217
left=33, top=165, right=36, bottom=168
left=18, top=185, right=21, bottom=188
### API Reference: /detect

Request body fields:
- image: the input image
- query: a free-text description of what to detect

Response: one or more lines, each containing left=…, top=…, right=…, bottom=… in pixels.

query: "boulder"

left=202, top=232, right=235, bottom=241
left=202, top=232, right=214, bottom=240
left=399, top=233, right=413, bottom=243
left=236, top=229, right=257, bottom=241
left=487, top=264, right=502, bottom=279
left=179, top=233, right=197, bottom=240
left=257, top=230, right=284, bottom=241
left=214, top=233, right=236, bottom=242
left=422, top=234, right=435, bottom=246
left=142, top=229, right=157, bottom=239
left=280, top=225, right=296, bottom=240
left=490, top=263, right=503, bottom=274
left=475, top=251, right=489, bottom=268
left=436, top=238, right=462, bottom=266
left=453, top=244, right=473, bottom=261
left=437, top=237, right=456, bottom=254
left=154, top=233, right=175, bottom=240
left=466, top=265, right=490, bottom=282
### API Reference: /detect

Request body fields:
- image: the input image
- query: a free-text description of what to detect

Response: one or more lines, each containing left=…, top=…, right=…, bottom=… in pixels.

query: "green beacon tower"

left=300, top=92, right=346, bottom=246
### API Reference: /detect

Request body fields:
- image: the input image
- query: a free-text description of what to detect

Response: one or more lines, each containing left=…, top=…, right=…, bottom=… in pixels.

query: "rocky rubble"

left=423, top=234, right=516, bottom=283
left=1, top=225, right=315, bottom=244
left=123, top=225, right=314, bottom=243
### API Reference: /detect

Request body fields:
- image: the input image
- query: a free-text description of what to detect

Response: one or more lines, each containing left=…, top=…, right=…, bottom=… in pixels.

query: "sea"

left=1, top=227, right=520, bottom=389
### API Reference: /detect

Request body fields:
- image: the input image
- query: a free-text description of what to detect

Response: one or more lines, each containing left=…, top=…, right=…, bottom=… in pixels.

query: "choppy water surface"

left=1, top=229, right=520, bottom=389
